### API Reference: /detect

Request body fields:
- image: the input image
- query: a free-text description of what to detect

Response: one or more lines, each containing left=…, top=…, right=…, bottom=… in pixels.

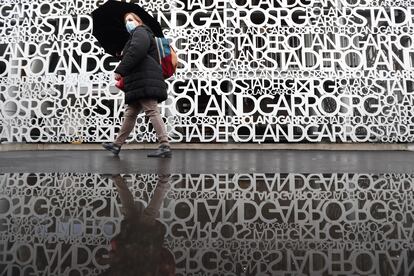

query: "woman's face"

left=124, top=14, right=142, bottom=33
left=125, top=14, right=140, bottom=26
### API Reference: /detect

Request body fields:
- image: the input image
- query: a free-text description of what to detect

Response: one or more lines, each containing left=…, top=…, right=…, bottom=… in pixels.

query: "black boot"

left=147, top=145, right=172, bottom=158
left=102, top=142, right=121, bottom=155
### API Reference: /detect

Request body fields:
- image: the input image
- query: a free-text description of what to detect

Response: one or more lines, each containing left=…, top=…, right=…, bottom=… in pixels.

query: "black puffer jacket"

left=115, top=25, right=167, bottom=104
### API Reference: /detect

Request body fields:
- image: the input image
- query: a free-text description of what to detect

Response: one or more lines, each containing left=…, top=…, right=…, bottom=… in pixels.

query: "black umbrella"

left=91, top=0, right=164, bottom=56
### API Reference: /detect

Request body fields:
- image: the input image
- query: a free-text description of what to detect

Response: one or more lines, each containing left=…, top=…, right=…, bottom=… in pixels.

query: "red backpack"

left=154, top=36, right=178, bottom=79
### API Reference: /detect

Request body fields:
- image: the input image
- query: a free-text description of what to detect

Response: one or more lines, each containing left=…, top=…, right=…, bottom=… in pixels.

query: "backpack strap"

left=145, top=30, right=161, bottom=64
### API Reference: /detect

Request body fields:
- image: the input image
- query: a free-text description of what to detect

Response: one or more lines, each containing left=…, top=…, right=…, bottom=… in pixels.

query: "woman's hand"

left=114, top=73, right=122, bottom=80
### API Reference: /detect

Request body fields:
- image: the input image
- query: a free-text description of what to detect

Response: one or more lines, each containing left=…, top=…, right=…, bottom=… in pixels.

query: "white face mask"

left=125, top=21, right=137, bottom=33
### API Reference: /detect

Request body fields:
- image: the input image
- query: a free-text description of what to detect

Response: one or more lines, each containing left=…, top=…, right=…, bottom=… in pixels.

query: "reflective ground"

left=1, top=151, right=414, bottom=275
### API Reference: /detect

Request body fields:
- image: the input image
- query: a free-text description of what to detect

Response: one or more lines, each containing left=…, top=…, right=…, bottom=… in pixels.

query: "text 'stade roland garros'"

left=1, top=0, right=414, bottom=143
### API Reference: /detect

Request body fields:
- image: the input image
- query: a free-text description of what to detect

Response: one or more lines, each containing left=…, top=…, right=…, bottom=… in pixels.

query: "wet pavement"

left=1, top=149, right=414, bottom=173
left=1, top=149, right=414, bottom=275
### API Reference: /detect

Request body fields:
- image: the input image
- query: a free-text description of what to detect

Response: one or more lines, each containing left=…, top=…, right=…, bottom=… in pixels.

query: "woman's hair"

left=124, top=12, right=143, bottom=24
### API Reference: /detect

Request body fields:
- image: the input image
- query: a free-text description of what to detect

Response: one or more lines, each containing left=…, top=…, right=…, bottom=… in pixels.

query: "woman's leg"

left=140, top=99, right=171, bottom=157
left=140, top=99, right=169, bottom=147
left=114, top=102, right=141, bottom=146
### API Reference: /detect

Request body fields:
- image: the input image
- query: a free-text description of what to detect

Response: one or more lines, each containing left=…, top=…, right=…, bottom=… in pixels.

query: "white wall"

left=0, top=0, right=413, bottom=143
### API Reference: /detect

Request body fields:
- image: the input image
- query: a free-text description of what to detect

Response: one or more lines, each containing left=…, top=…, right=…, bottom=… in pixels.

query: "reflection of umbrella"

left=91, top=0, right=163, bottom=56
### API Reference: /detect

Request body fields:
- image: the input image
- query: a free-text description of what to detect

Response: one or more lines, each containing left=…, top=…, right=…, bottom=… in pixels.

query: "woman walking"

left=102, top=12, right=171, bottom=158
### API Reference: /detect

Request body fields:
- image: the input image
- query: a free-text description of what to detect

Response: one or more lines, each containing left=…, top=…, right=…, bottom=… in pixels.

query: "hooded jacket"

left=115, top=25, right=167, bottom=104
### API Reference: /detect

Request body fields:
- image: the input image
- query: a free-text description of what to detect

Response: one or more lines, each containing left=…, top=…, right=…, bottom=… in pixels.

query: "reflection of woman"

left=102, top=12, right=171, bottom=158
left=98, top=160, right=175, bottom=275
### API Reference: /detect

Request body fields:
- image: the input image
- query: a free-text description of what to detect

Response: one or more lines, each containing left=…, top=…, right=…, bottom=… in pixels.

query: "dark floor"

left=1, top=149, right=414, bottom=173
left=1, top=149, right=414, bottom=275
